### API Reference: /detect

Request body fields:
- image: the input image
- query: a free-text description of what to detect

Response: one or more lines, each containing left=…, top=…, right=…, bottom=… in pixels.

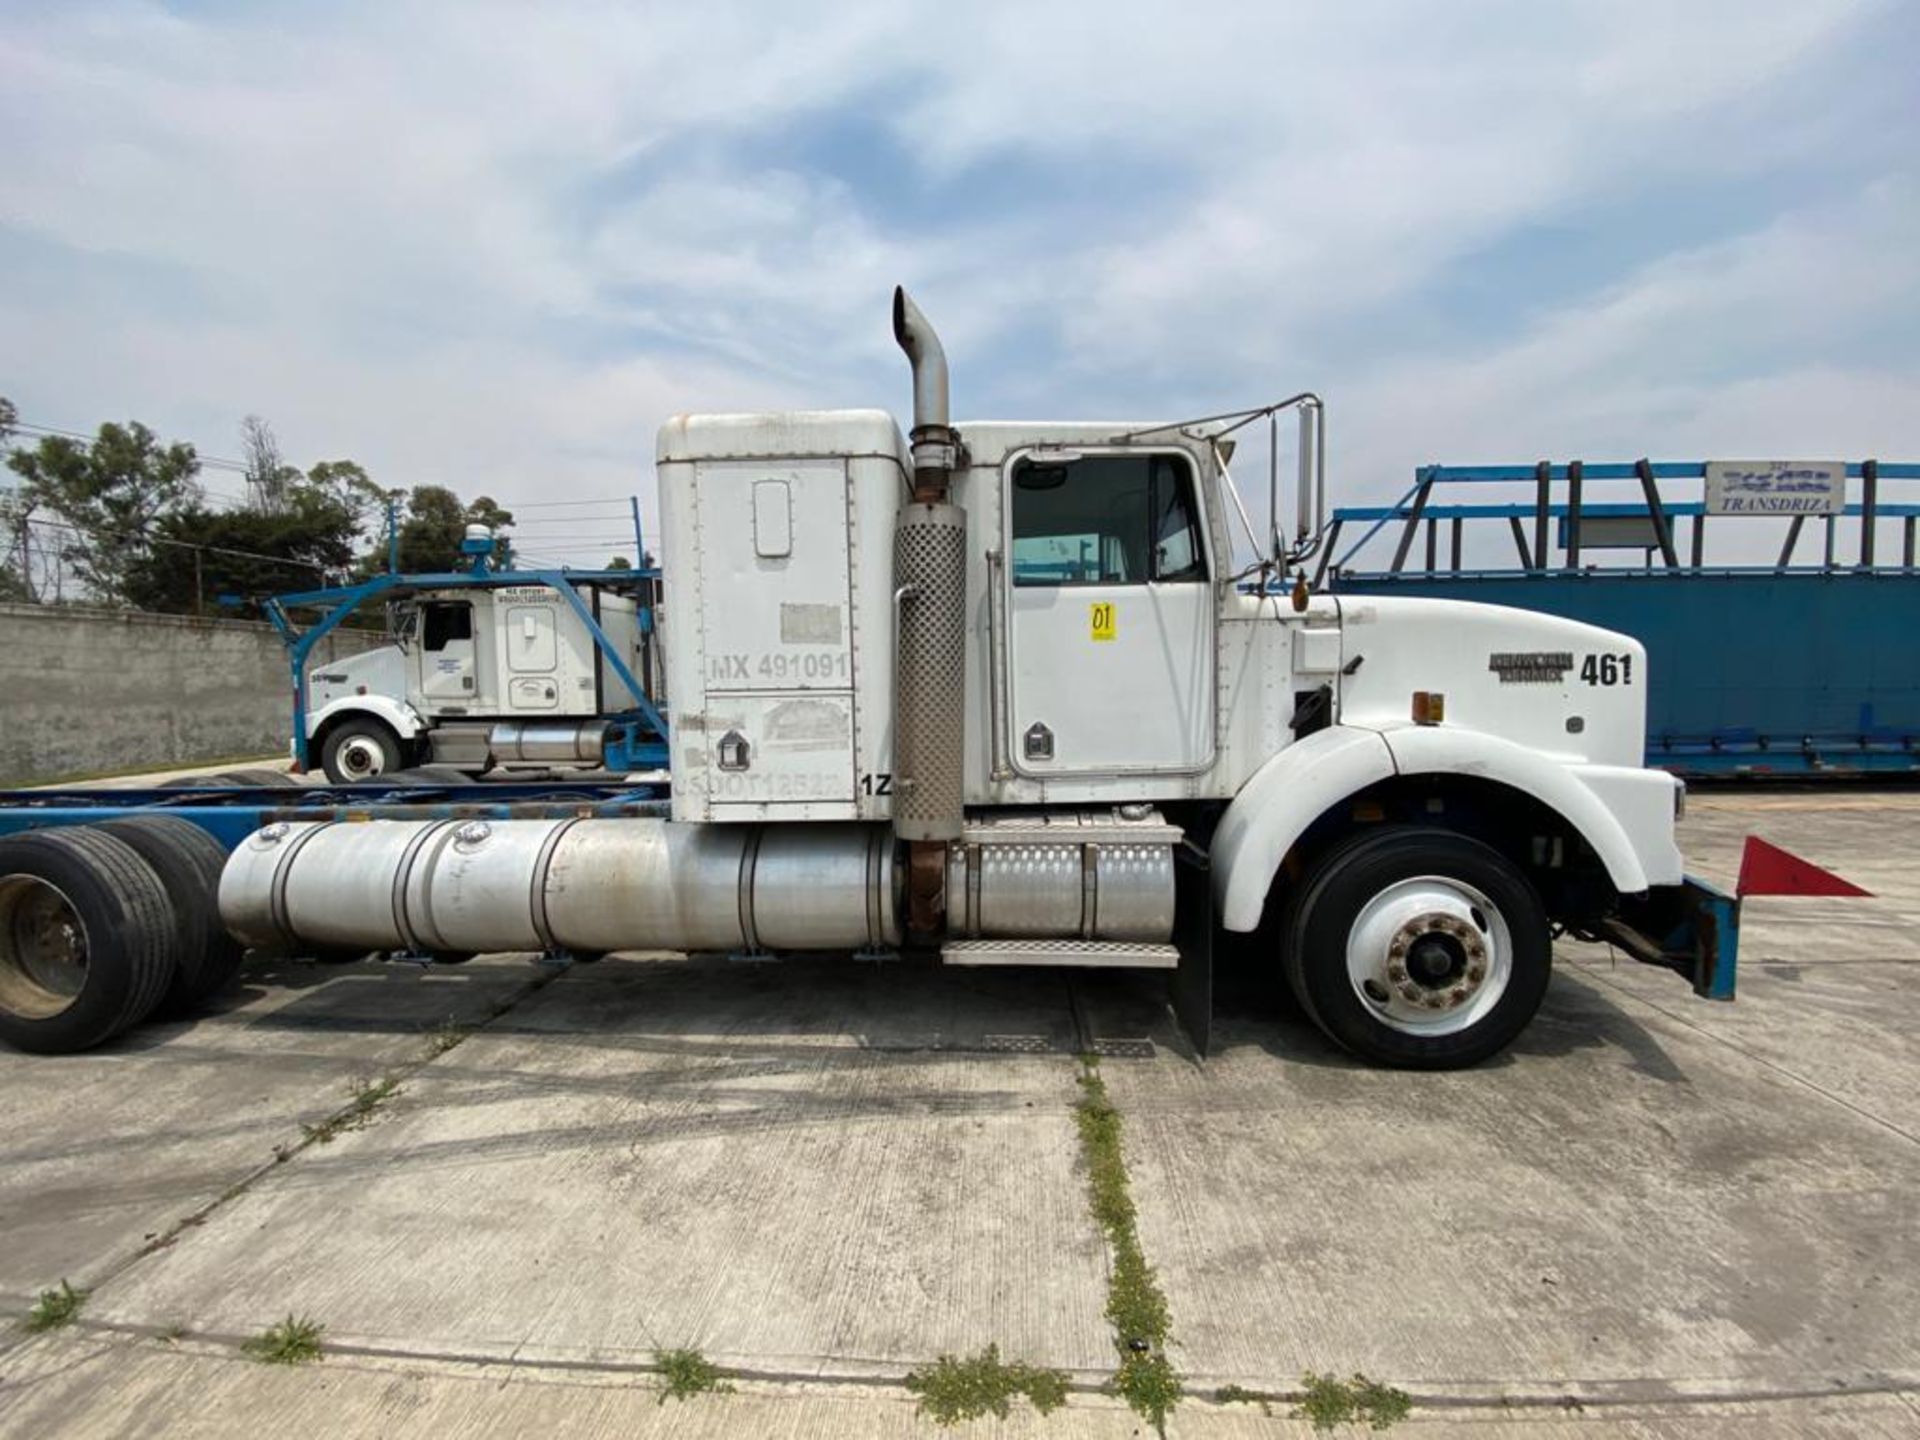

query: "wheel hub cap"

left=1347, top=876, right=1513, bottom=1036
left=339, top=738, right=385, bottom=778
left=0, top=876, right=87, bottom=1021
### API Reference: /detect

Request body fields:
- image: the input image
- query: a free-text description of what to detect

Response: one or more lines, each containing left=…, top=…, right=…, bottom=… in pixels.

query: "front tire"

left=1284, top=827, right=1550, bottom=1069
left=321, top=719, right=407, bottom=785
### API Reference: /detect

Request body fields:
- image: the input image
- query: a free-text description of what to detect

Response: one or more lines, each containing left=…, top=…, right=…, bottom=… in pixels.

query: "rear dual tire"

left=97, top=817, right=246, bottom=1011
left=0, top=828, right=178, bottom=1055
left=1282, top=828, right=1551, bottom=1070
left=0, top=819, right=243, bottom=1054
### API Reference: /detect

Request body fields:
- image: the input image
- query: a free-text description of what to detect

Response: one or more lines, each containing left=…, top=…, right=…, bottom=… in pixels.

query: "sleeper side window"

left=1010, top=453, right=1207, bottom=586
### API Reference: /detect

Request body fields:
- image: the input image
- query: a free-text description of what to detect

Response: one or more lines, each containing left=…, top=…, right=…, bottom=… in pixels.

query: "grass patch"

left=422, top=1017, right=471, bottom=1058
left=22, top=1280, right=87, bottom=1333
left=1217, top=1383, right=1272, bottom=1414
left=905, top=1344, right=1070, bottom=1425
left=655, top=1347, right=733, bottom=1404
left=242, top=1314, right=324, bottom=1365
left=1074, top=1055, right=1181, bottom=1433
left=302, top=1076, right=400, bottom=1144
left=1295, top=1371, right=1412, bottom=1432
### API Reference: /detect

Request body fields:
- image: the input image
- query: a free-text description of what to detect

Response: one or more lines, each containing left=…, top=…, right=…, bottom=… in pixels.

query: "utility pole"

left=386, top=492, right=402, bottom=574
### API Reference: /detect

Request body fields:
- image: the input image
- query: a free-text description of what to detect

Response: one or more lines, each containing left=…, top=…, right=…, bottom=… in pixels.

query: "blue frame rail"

left=0, top=780, right=673, bottom=850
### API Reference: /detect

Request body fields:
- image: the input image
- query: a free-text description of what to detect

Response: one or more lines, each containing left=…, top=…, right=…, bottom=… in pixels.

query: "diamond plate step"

left=940, top=939, right=1180, bottom=970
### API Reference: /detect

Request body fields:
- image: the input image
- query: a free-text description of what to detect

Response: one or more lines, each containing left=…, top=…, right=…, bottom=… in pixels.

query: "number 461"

left=1581, top=653, right=1632, bottom=686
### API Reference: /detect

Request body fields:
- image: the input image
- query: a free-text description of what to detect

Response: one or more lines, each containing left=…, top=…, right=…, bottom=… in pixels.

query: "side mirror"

left=1268, top=400, right=1325, bottom=563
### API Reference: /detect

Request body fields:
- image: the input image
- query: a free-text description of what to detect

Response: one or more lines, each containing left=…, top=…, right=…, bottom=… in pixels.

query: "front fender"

left=1212, top=725, right=1396, bottom=932
left=307, top=694, right=426, bottom=744
left=1211, top=723, right=1682, bottom=934
left=1381, top=725, right=1676, bottom=894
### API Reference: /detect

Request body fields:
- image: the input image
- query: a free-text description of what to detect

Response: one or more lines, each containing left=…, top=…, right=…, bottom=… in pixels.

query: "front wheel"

left=320, top=719, right=407, bottom=784
left=1284, top=828, right=1551, bottom=1069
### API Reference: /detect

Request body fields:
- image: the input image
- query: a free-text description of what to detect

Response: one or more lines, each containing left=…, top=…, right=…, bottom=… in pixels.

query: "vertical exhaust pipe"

left=892, top=287, right=960, bottom=500
left=890, top=289, right=968, bottom=923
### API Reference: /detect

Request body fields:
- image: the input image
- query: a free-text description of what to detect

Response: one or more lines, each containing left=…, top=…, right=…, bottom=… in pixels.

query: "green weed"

left=655, top=1347, right=733, bottom=1404
left=22, top=1280, right=86, bottom=1333
left=1074, top=1057, right=1181, bottom=1432
left=904, top=1344, right=1069, bottom=1425
left=302, top=1076, right=400, bottom=1144
left=242, top=1314, right=324, bottom=1365
left=1295, top=1371, right=1412, bottom=1432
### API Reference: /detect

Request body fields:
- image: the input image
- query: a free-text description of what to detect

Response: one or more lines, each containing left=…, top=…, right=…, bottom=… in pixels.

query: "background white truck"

left=277, top=549, right=667, bottom=783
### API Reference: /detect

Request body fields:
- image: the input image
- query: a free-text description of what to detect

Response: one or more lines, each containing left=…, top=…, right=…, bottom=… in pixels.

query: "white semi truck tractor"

left=213, top=289, right=1736, bottom=1068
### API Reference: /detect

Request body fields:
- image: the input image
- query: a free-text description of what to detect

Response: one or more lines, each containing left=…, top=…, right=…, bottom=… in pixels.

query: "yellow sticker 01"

left=1089, top=601, right=1117, bottom=641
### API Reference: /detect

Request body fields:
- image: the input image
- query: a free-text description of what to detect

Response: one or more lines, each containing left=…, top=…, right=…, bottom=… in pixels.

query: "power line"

left=22, top=514, right=333, bottom=573
left=6, top=419, right=254, bottom=475
left=498, top=495, right=639, bottom=509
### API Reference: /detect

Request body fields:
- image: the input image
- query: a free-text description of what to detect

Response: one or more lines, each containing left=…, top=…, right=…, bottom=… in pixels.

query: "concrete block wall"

left=0, top=603, right=383, bottom=785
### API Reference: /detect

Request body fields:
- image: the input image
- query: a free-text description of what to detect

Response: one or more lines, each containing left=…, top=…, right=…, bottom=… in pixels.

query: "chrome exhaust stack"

left=892, top=286, right=959, bottom=500
left=890, top=289, right=969, bottom=942
left=889, top=289, right=968, bottom=871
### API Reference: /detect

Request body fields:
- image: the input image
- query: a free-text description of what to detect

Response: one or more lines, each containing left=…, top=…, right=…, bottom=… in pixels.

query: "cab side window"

left=421, top=602, right=473, bottom=652
left=1010, top=454, right=1207, bottom=586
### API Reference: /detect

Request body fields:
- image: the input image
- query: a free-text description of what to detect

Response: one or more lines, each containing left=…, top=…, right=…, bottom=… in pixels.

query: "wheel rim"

left=1344, top=874, right=1513, bottom=1037
left=335, top=736, right=388, bottom=780
left=0, top=875, right=88, bottom=1021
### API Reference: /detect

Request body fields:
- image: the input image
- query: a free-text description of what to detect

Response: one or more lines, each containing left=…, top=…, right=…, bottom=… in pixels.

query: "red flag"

left=1735, top=836, right=1872, bottom=898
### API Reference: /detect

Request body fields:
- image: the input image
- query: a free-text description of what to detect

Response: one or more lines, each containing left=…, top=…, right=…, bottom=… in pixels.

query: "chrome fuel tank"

left=220, top=818, right=899, bottom=958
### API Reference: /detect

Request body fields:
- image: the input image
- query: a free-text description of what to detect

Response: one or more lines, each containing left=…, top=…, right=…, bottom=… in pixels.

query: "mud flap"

left=1171, top=840, right=1214, bottom=1055
left=1598, top=874, right=1740, bottom=1000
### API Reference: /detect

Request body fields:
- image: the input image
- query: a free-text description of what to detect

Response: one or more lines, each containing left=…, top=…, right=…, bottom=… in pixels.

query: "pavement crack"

left=78, top=965, right=565, bottom=1297
left=1576, top=966, right=1920, bottom=1147
left=26, top=1319, right=1920, bottom=1419
left=1073, top=1051, right=1181, bottom=1433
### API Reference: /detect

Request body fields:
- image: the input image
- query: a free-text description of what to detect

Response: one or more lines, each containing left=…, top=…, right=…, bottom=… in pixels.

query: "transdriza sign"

left=1704, top=460, right=1846, bottom=516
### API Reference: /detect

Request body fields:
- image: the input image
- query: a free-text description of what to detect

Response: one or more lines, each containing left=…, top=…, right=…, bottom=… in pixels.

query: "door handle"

left=985, top=548, right=1012, bottom=781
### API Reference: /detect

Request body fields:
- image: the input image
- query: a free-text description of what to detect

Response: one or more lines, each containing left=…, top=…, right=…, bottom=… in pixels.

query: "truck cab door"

left=1003, top=450, right=1215, bottom=775
left=417, top=600, right=479, bottom=706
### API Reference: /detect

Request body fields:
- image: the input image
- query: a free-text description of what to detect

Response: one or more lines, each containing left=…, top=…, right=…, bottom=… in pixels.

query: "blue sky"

left=2, top=0, right=1916, bottom=565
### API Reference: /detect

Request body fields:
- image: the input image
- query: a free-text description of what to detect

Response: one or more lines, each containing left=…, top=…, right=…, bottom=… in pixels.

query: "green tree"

left=0, top=397, right=27, bottom=601
left=384, top=486, right=516, bottom=573
left=124, top=470, right=365, bottom=616
left=604, top=554, right=633, bottom=571
left=5, top=420, right=201, bottom=604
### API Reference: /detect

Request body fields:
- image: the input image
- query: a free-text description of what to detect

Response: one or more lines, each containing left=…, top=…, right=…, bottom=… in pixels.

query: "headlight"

left=1673, top=779, right=1687, bottom=821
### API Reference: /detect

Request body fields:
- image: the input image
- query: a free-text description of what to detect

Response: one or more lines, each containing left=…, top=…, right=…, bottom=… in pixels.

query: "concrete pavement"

left=1, top=790, right=1916, bottom=1436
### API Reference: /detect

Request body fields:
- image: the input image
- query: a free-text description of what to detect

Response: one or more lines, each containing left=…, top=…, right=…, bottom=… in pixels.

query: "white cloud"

left=0, top=0, right=1912, bottom=567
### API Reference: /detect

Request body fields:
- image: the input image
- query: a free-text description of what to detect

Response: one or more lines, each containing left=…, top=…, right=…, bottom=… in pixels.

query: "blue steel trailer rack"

left=0, top=779, right=673, bottom=850
left=265, top=564, right=670, bottom=775
left=1319, top=459, right=1920, bottom=777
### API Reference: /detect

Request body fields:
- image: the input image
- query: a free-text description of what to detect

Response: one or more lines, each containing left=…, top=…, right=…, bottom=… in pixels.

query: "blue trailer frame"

left=1322, top=459, right=1920, bottom=777
left=265, top=566, right=670, bottom=773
